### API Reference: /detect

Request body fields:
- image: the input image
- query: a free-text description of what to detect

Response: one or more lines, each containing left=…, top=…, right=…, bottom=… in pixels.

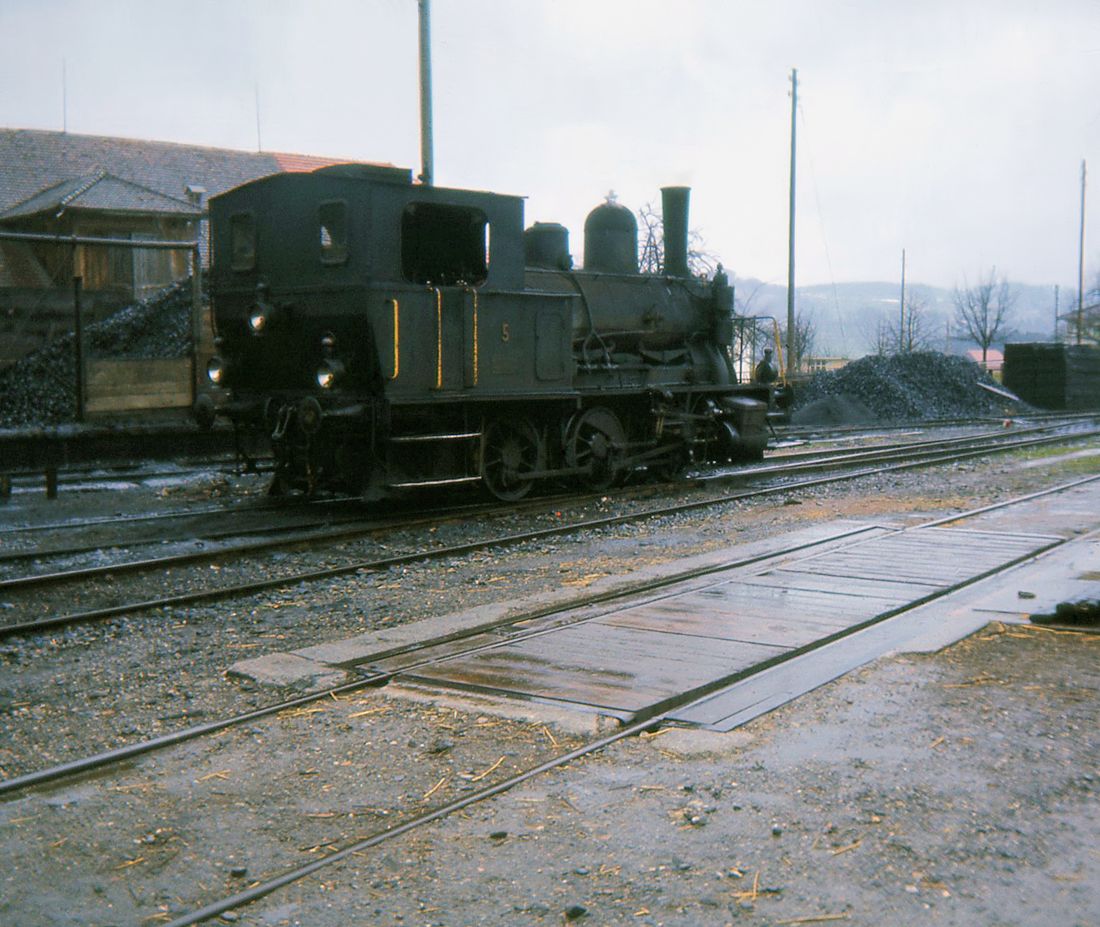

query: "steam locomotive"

left=199, top=164, right=769, bottom=499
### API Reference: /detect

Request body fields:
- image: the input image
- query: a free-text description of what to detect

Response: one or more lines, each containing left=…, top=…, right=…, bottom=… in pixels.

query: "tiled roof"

left=2, top=170, right=202, bottom=220
left=271, top=152, right=350, bottom=173
left=0, top=128, right=369, bottom=218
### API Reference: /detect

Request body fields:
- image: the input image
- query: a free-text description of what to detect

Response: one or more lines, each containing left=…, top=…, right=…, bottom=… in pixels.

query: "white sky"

left=2, top=0, right=1099, bottom=289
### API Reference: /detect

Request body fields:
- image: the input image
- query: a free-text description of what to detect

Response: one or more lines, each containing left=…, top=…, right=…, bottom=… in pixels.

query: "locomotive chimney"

left=418, top=0, right=434, bottom=185
left=661, top=185, right=690, bottom=277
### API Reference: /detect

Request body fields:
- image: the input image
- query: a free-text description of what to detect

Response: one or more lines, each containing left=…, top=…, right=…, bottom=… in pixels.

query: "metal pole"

left=255, top=82, right=263, bottom=153
left=899, top=248, right=906, bottom=353
left=418, top=0, right=434, bottom=186
left=191, top=245, right=204, bottom=405
left=786, top=68, right=797, bottom=377
left=73, top=274, right=84, bottom=423
left=0, top=229, right=192, bottom=249
left=1077, top=159, right=1086, bottom=345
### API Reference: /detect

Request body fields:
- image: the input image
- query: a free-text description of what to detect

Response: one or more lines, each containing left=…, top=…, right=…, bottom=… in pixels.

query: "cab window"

left=230, top=212, right=256, bottom=271
left=401, top=203, right=488, bottom=285
left=319, top=200, right=348, bottom=265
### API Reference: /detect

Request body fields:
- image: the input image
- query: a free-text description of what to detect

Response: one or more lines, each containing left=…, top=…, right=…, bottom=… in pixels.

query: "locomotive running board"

left=387, top=475, right=482, bottom=489
left=388, top=431, right=482, bottom=443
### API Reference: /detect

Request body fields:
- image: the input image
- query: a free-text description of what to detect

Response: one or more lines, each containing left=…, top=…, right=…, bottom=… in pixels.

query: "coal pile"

left=792, top=352, right=1009, bottom=425
left=0, top=280, right=196, bottom=428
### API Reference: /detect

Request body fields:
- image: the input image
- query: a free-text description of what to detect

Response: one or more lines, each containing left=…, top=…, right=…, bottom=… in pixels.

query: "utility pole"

left=418, top=0, right=435, bottom=186
left=254, top=83, right=262, bottom=153
left=1077, top=159, right=1086, bottom=345
left=786, top=68, right=797, bottom=377
left=899, top=249, right=906, bottom=353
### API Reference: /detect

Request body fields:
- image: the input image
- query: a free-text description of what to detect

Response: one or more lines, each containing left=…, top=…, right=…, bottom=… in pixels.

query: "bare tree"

left=875, top=294, right=936, bottom=354
left=869, top=316, right=893, bottom=356
left=954, top=269, right=1015, bottom=364
left=1076, top=270, right=1100, bottom=344
left=899, top=294, right=936, bottom=353
left=778, top=309, right=816, bottom=372
left=636, top=202, right=719, bottom=277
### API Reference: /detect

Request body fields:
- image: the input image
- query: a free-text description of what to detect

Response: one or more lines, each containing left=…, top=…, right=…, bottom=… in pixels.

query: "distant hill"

left=732, top=276, right=1066, bottom=358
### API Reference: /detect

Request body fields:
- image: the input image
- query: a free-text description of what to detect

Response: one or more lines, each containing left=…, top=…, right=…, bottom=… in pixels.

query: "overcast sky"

left=2, top=0, right=1099, bottom=290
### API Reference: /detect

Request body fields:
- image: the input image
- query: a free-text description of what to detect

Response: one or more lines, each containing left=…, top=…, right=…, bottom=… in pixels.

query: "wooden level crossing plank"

left=364, top=631, right=508, bottom=675
left=388, top=522, right=1056, bottom=721
left=737, top=570, right=938, bottom=599
left=404, top=622, right=785, bottom=713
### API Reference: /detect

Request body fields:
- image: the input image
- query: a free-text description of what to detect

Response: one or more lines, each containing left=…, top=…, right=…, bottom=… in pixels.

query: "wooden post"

left=191, top=245, right=203, bottom=405
left=73, top=274, right=85, bottom=423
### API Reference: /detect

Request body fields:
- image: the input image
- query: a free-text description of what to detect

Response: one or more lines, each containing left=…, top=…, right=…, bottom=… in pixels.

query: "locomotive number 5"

left=501, top=322, right=511, bottom=342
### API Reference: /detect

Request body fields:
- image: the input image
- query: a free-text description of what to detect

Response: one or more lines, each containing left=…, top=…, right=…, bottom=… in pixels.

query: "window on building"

left=401, top=203, right=488, bottom=285
left=319, top=200, right=348, bottom=265
left=230, top=212, right=256, bottom=271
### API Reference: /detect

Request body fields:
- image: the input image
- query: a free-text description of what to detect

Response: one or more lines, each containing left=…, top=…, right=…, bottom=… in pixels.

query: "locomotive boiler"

left=200, top=164, right=769, bottom=499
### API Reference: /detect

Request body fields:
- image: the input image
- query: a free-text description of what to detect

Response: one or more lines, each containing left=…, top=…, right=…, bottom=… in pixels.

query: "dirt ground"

left=3, top=621, right=1096, bottom=926
left=1, top=436, right=1099, bottom=926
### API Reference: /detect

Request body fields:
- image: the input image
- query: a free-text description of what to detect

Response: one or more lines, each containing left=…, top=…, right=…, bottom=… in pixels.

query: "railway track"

left=1, top=420, right=1097, bottom=640
left=3, top=474, right=1097, bottom=926
left=774, top=409, right=1100, bottom=442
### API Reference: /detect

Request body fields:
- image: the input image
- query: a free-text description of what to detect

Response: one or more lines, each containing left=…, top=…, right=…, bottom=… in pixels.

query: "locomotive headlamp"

left=316, top=358, right=346, bottom=389
left=206, top=356, right=227, bottom=385
left=248, top=305, right=268, bottom=333
left=248, top=295, right=279, bottom=334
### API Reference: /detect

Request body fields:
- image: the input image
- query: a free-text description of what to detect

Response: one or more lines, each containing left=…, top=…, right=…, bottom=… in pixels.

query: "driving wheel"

left=481, top=418, right=541, bottom=501
left=565, top=407, right=625, bottom=490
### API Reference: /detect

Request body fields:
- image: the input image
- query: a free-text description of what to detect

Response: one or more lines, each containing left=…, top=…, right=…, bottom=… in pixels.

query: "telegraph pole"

left=254, top=83, right=262, bottom=152
left=418, top=0, right=435, bottom=186
left=786, top=68, right=797, bottom=377
left=1077, top=159, right=1086, bottom=344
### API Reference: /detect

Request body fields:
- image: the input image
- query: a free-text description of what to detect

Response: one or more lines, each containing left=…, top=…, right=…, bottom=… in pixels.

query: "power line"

left=797, top=99, right=847, bottom=351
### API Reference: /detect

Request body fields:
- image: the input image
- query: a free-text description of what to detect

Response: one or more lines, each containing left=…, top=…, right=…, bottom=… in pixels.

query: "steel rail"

left=775, top=409, right=1100, bottom=440
left=0, top=492, right=562, bottom=585
left=764, top=421, right=1058, bottom=464
left=0, top=421, right=1073, bottom=581
left=2, top=425, right=1097, bottom=641
left=0, top=499, right=454, bottom=568
left=3, top=469, right=1096, bottom=924
left=0, top=523, right=880, bottom=798
left=10, top=464, right=1097, bottom=796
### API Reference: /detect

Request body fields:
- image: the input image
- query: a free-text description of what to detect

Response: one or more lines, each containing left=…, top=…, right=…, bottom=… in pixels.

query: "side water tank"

left=524, top=222, right=572, bottom=270
left=583, top=200, right=637, bottom=274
